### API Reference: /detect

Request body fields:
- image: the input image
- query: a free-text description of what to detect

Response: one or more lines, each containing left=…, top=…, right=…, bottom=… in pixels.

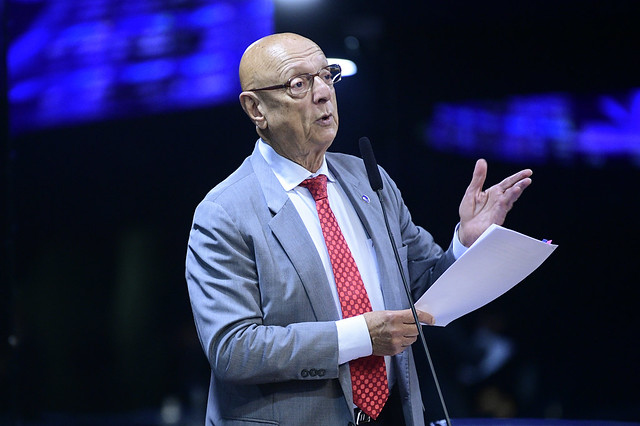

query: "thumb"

left=416, top=310, right=435, bottom=326
left=466, top=159, right=488, bottom=195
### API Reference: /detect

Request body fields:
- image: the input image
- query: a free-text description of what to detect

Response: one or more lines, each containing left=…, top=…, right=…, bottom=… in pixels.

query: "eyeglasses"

left=247, top=64, right=342, bottom=97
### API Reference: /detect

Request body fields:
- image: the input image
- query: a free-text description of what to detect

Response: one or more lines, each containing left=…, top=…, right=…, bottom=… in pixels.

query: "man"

left=185, top=33, right=532, bottom=426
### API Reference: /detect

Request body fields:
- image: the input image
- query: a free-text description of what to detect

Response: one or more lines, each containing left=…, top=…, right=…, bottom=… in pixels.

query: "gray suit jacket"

left=186, top=142, right=456, bottom=425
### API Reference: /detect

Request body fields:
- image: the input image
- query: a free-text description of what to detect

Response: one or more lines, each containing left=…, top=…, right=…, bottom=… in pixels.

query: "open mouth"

left=318, top=113, right=333, bottom=124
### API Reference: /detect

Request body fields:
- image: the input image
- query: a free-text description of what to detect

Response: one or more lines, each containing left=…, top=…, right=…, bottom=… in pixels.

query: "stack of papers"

left=415, top=224, right=558, bottom=326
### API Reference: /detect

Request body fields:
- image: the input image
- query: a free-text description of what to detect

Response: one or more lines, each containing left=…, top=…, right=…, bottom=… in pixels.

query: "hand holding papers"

left=416, top=224, right=558, bottom=326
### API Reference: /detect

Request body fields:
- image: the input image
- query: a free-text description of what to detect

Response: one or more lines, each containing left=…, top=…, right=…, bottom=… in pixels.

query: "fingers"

left=496, top=168, right=533, bottom=193
left=469, top=158, right=532, bottom=197
left=504, top=176, right=532, bottom=206
left=492, top=171, right=532, bottom=215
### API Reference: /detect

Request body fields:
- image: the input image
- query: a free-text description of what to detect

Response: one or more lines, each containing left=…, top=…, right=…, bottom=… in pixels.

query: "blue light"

left=426, top=89, right=640, bottom=166
left=8, top=0, right=275, bottom=134
left=119, top=60, right=175, bottom=83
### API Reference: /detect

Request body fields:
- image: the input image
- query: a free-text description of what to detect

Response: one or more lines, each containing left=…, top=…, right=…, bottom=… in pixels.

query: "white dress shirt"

left=258, top=139, right=467, bottom=384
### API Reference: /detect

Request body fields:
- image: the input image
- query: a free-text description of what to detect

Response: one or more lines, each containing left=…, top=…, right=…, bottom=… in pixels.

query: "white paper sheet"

left=415, top=224, right=558, bottom=326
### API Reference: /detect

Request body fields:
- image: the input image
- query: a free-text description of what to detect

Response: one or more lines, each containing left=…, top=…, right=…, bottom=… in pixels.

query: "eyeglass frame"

left=246, top=64, right=342, bottom=97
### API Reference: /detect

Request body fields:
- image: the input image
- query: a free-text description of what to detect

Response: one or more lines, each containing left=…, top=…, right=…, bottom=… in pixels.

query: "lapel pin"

left=362, top=194, right=370, bottom=203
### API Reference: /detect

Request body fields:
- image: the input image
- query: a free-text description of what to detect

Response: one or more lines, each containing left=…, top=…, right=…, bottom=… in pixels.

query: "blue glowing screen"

left=8, top=0, right=274, bottom=134
left=426, top=89, right=640, bottom=166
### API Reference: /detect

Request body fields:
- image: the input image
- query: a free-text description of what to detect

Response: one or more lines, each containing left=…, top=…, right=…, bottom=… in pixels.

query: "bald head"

left=237, top=33, right=339, bottom=172
left=239, top=33, right=325, bottom=91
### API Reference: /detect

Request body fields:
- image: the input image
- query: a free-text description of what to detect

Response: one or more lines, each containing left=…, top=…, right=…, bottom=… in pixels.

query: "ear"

left=239, top=92, right=268, bottom=130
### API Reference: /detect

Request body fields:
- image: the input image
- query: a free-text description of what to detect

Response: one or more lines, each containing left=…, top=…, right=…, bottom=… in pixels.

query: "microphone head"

left=359, top=137, right=383, bottom=191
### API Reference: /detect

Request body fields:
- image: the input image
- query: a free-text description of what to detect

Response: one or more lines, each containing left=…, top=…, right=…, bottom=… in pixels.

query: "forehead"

left=267, top=40, right=328, bottom=79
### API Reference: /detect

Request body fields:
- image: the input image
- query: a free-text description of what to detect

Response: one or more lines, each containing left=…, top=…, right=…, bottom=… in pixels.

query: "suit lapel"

left=249, top=145, right=340, bottom=322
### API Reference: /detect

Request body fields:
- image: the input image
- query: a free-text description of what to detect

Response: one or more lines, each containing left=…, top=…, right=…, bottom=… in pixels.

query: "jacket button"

left=301, top=369, right=309, bottom=378
left=317, top=369, right=326, bottom=377
left=309, top=368, right=317, bottom=376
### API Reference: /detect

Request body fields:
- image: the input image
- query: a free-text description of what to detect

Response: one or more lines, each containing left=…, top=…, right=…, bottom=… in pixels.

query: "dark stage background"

left=2, top=1, right=640, bottom=424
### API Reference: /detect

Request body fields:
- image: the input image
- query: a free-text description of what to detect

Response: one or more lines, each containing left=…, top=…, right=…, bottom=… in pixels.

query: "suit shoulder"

left=326, top=150, right=396, bottom=185
left=325, top=151, right=368, bottom=177
left=200, top=156, right=257, bottom=205
left=326, top=151, right=361, bottom=165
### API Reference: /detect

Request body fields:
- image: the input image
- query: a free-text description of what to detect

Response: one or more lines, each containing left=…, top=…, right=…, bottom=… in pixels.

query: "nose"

left=311, top=75, right=332, bottom=103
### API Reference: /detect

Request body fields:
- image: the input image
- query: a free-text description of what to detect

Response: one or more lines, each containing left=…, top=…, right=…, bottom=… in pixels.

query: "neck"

left=263, top=138, right=325, bottom=173
left=291, top=154, right=324, bottom=173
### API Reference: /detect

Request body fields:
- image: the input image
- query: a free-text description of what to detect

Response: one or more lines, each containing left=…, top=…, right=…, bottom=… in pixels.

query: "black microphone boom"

left=359, top=136, right=452, bottom=426
left=358, top=137, right=383, bottom=191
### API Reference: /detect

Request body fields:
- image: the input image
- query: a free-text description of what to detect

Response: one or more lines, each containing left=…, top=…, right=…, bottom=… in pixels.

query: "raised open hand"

left=458, top=159, right=532, bottom=247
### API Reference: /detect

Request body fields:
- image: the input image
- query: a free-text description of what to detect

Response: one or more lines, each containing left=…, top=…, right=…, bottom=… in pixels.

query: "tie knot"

left=300, top=174, right=328, bottom=201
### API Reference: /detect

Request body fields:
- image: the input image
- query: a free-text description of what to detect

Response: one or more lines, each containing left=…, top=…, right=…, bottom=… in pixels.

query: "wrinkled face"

left=252, top=38, right=339, bottom=163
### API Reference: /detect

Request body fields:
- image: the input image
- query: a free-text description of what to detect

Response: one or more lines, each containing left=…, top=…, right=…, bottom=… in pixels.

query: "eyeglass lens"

left=289, top=65, right=341, bottom=96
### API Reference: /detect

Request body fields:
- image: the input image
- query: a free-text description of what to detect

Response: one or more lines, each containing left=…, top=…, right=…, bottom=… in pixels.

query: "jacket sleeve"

left=185, top=199, right=340, bottom=385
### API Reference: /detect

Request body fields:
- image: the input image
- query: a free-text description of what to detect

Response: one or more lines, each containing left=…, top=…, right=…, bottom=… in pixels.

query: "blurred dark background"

left=2, top=0, right=640, bottom=424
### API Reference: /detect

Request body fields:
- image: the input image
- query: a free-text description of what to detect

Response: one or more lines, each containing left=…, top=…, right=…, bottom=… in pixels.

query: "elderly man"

left=186, top=33, right=532, bottom=426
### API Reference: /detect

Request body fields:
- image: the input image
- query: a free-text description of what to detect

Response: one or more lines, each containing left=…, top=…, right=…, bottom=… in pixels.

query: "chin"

left=322, top=127, right=339, bottom=143
left=319, top=135, right=337, bottom=149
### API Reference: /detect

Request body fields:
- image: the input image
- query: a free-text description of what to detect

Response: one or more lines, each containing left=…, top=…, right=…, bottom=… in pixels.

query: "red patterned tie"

left=300, top=174, right=389, bottom=419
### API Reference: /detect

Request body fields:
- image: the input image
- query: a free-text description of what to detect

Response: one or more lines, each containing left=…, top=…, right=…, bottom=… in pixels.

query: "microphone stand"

left=360, top=137, right=452, bottom=426
left=377, top=190, right=452, bottom=426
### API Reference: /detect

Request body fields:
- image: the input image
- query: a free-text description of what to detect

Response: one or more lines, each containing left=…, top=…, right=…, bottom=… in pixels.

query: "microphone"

left=359, top=137, right=383, bottom=191
left=359, top=137, right=452, bottom=426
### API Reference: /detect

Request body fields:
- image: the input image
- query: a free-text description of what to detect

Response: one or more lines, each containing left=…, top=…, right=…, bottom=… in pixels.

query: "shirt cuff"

left=452, top=223, right=469, bottom=260
left=336, top=315, right=373, bottom=365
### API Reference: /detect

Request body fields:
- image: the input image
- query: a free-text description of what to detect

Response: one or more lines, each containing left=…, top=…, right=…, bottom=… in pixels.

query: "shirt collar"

left=258, top=139, right=335, bottom=191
